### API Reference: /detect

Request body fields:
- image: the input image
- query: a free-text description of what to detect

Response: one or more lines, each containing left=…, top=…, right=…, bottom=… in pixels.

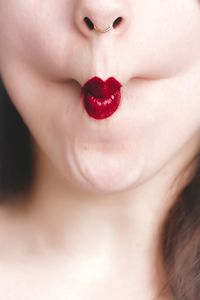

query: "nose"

left=74, top=0, right=129, bottom=38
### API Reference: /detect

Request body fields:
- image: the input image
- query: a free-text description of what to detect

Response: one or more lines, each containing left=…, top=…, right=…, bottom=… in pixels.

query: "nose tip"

left=74, top=1, right=128, bottom=37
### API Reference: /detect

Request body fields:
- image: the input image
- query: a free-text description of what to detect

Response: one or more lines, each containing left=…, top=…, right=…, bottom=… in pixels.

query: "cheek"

left=0, top=1, right=70, bottom=78
left=132, top=1, right=200, bottom=77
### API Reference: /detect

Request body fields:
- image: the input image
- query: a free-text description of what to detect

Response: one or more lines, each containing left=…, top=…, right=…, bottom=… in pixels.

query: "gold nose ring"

left=93, top=23, right=113, bottom=33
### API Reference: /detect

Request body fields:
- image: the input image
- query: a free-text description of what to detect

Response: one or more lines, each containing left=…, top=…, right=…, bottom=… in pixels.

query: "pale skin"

left=0, top=0, right=200, bottom=299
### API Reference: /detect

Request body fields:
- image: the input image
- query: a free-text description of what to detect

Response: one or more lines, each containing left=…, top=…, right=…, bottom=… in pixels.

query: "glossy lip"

left=81, top=76, right=122, bottom=120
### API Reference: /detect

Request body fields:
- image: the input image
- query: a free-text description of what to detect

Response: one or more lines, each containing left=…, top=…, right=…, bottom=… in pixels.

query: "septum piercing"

left=93, top=23, right=113, bottom=33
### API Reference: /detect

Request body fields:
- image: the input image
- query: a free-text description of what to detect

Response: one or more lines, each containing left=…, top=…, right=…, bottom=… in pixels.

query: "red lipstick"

left=82, top=77, right=122, bottom=120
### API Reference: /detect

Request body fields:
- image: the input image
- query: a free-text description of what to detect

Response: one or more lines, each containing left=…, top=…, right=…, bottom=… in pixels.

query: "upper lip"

left=82, top=76, right=122, bottom=98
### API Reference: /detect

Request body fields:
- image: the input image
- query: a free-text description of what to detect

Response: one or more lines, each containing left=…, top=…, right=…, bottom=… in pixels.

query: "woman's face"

left=0, top=0, right=200, bottom=193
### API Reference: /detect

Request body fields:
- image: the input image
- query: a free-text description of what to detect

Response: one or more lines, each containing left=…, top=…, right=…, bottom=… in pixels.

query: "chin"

left=68, top=149, right=145, bottom=194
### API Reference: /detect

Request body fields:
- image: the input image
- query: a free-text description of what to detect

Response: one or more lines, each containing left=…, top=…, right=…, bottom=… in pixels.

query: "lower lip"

left=82, top=89, right=121, bottom=120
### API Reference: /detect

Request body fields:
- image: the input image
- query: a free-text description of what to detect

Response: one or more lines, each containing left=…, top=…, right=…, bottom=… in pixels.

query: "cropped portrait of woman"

left=0, top=1, right=199, bottom=299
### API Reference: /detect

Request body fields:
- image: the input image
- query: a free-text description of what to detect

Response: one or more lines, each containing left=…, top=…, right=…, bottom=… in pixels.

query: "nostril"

left=113, top=17, right=123, bottom=28
left=84, top=17, right=94, bottom=30
left=83, top=16, right=123, bottom=31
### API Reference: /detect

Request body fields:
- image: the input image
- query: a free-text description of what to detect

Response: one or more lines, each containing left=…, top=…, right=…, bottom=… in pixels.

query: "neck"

left=4, top=136, right=198, bottom=299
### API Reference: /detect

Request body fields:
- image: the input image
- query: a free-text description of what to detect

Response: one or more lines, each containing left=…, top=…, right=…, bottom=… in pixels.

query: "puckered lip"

left=81, top=76, right=122, bottom=120
left=82, top=76, right=122, bottom=98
